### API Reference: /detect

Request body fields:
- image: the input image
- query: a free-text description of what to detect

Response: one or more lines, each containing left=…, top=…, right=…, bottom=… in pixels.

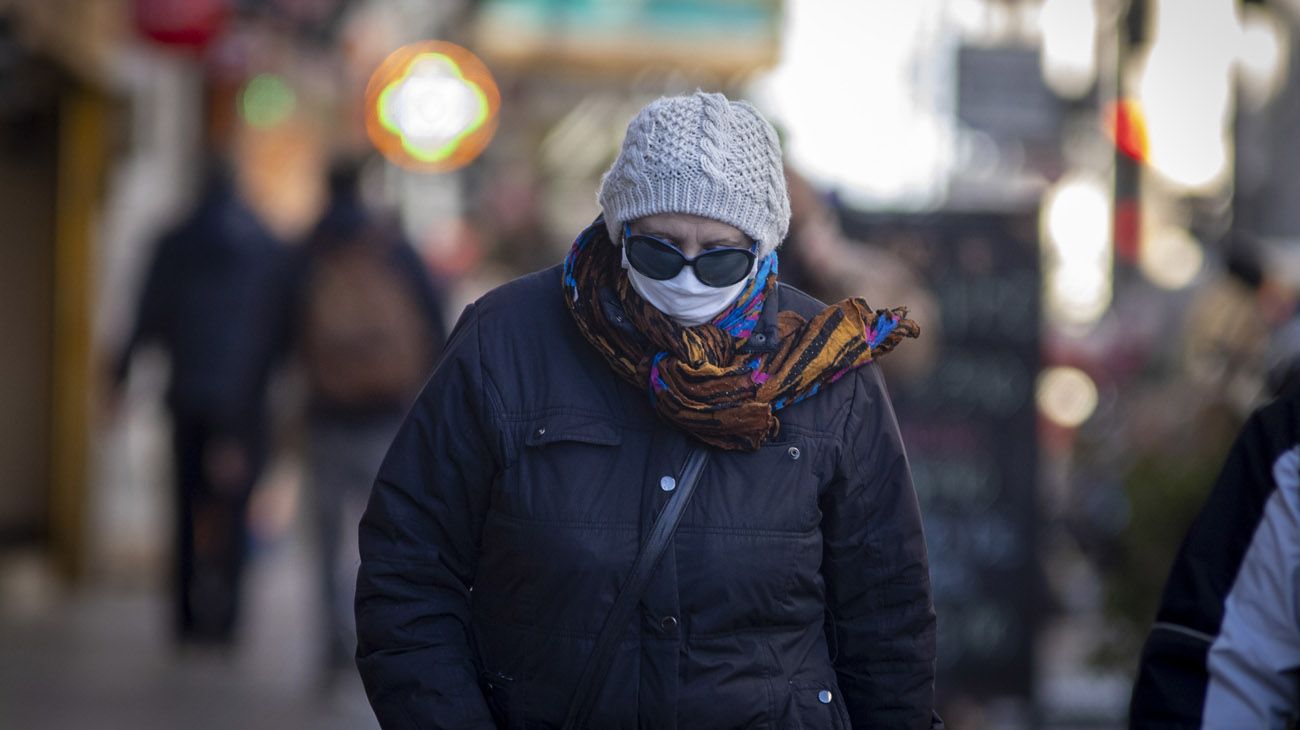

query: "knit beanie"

left=597, top=91, right=791, bottom=259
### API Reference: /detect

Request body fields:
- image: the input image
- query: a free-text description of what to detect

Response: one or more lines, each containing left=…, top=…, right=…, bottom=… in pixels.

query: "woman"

left=356, top=91, right=939, bottom=729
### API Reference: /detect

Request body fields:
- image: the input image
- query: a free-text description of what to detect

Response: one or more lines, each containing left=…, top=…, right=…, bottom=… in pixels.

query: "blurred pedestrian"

left=356, top=91, right=941, bottom=728
left=278, top=159, right=447, bottom=680
left=1130, top=380, right=1300, bottom=728
left=113, top=157, right=283, bottom=647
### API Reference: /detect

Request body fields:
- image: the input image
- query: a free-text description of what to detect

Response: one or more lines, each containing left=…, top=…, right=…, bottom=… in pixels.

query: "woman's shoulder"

left=457, top=264, right=609, bottom=383
left=465, top=262, right=572, bottom=335
left=434, top=265, right=573, bottom=372
left=475, top=264, right=567, bottom=319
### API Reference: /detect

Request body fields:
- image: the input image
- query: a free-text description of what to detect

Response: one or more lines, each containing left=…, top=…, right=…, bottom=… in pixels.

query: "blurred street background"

left=2, top=0, right=1296, bottom=728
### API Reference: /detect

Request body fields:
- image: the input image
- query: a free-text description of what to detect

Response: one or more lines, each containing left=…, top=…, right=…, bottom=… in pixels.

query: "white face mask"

left=621, top=245, right=753, bottom=326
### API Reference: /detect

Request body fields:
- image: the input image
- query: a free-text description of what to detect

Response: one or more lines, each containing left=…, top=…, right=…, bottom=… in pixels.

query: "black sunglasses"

left=623, top=224, right=756, bottom=287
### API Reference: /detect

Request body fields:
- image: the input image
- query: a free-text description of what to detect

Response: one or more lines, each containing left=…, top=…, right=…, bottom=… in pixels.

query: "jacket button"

left=818, top=690, right=832, bottom=704
left=534, top=426, right=546, bottom=438
left=659, top=476, right=676, bottom=491
left=660, top=615, right=679, bottom=632
left=788, top=446, right=801, bottom=460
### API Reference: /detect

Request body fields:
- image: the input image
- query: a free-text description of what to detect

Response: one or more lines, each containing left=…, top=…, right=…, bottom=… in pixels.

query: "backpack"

left=301, top=233, right=433, bottom=409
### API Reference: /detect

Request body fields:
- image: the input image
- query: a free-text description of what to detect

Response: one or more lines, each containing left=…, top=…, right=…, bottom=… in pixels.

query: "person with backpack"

left=281, top=160, right=447, bottom=679
left=355, top=92, right=941, bottom=728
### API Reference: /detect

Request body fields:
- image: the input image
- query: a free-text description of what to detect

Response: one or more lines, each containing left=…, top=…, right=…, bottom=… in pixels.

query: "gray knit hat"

left=598, top=91, right=791, bottom=259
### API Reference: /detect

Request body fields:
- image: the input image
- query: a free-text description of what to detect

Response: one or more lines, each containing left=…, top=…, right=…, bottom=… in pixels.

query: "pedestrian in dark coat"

left=356, top=91, right=940, bottom=729
left=114, top=160, right=283, bottom=645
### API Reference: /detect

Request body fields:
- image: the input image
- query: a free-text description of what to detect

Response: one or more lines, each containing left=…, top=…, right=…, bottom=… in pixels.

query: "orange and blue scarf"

left=563, top=220, right=919, bottom=451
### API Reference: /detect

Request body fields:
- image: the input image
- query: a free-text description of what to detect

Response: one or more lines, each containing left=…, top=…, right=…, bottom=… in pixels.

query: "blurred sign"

left=958, top=46, right=1063, bottom=158
left=474, top=0, right=781, bottom=75
left=364, top=41, right=502, bottom=173
left=842, top=210, right=1042, bottom=704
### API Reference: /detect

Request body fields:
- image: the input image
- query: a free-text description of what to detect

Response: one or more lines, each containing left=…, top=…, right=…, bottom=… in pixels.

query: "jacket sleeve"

left=114, top=233, right=177, bottom=386
left=355, top=301, right=501, bottom=729
left=1202, top=446, right=1300, bottom=729
left=823, top=364, right=938, bottom=729
left=1129, top=405, right=1285, bottom=728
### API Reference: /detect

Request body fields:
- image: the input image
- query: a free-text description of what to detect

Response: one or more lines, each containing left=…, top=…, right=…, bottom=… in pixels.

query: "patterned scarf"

left=562, top=221, right=919, bottom=451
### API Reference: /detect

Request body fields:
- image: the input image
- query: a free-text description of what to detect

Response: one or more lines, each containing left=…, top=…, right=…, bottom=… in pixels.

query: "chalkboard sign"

left=840, top=210, right=1042, bottom=703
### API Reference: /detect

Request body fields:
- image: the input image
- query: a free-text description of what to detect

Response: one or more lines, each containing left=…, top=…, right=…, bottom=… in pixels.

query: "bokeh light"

left=1037, top=365, right=1099, bottom=428
left=1237, top=4, right=1289, bottom=109
left=1140, top=226, right=1204, bottom=290
left=1038, top=0, right=1098, bottom=99
left=1042, top=174, right=1113, bottom=328
left=364, top=41, right=501, bottom=173
left=239, top=73, right=297, bottom=129
left=756, top=0, right=952, bottom=209
left=1137, top=0, right=1236, bottom=192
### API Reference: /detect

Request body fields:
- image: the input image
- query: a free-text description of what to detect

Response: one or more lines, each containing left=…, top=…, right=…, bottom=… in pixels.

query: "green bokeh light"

left=240, top=74, right=297, bottom=129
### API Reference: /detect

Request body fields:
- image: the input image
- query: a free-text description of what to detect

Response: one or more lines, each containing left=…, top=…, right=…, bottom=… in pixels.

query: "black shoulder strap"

left=562, top=447, right=710, bottom=730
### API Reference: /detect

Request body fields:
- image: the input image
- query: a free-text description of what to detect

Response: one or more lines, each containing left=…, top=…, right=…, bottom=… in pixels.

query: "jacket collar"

left=737, top=280, right=781, bottom=354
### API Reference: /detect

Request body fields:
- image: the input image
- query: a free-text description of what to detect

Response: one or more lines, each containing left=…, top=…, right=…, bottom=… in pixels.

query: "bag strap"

left=562, top=447, right=710, bottom=730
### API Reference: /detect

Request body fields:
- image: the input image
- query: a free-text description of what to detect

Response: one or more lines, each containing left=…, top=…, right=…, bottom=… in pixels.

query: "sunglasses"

left=623, top=224, right=756, bottom=287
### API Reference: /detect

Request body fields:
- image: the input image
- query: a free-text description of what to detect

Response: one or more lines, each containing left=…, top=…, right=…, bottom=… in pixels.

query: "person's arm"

left=1202, top=446, right=1300, bottom=729
left=822, top=365, right=938, bottom=729
left=355, top=301, right=501, bottom=729
left=113, top=233, right=177, bottom=386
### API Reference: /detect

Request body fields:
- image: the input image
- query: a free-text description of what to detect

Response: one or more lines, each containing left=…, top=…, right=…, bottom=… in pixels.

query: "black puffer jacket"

left=356, top=265, right=938, bottom=729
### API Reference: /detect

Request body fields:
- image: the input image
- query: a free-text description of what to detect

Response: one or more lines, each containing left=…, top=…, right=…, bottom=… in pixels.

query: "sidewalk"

left=0, top=537, right=377, bottom=730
